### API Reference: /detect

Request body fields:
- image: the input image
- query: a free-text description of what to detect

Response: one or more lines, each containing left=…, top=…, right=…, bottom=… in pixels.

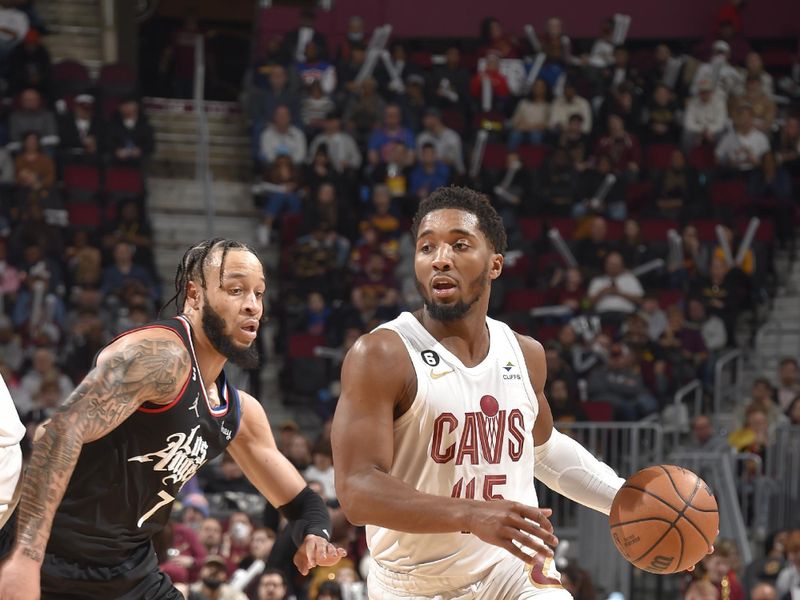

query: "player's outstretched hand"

left=0, top=553, right=41, bottom=600
left=467, top=500, right=559, bottom=565
left=293, top=534, right=348, bottom=576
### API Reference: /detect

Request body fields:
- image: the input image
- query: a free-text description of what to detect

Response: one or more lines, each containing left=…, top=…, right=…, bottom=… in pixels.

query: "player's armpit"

left=14, top=335, right=190, bottom=564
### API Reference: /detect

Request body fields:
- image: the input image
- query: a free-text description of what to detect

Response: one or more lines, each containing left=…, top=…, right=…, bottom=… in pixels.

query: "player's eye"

left=453, top=242, right=469, bottom=250
left=420, top=243, right=432, bottom=254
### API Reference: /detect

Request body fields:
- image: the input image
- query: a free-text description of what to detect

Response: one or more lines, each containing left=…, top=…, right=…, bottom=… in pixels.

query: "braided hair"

left=161, top=238, right=262, bottom=316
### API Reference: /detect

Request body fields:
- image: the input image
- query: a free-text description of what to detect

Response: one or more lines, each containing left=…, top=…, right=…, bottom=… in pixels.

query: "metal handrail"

left=668, top=379, right=703, bottom=449
left=193, top=33, right=215, bottom=237
left=713, top=349, right=742, bottom=414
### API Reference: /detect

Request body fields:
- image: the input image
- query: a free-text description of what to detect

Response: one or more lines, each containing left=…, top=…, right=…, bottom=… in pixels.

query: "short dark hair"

left=162, top=238, right=261, bottom=315
left=261, top=567, right=288, bottom=586
left=780, top=357, right=798, bottom=368
left=411, top=186, right=507, bottom=255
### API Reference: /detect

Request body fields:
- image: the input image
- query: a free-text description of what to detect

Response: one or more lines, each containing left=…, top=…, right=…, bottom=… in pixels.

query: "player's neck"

left=418, top=307, right=490, bottom=367
left=184, top=315, right=227, bottom=386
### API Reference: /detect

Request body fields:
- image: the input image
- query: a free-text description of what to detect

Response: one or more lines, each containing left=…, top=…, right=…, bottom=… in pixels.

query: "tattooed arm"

left=0, top=331, right=190, bottom=600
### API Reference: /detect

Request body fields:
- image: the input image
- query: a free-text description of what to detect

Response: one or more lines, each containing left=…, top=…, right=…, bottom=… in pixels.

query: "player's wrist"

left=14, top=545, right=45, bottom=566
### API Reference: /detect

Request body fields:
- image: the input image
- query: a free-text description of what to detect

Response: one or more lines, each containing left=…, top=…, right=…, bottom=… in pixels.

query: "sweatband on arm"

left=278, top=486, right=331, bottom=547
left=534, top=429, right=626, bottom=515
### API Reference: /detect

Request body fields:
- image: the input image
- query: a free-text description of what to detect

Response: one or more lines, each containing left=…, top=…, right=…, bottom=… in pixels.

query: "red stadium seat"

left=517, top=145, right=548, bottom=169
left=98, top=63, right=137, bottom=95
left=503, top=254, right=531, bottom=279
left=692, top=219, right=718, bottom=242
left=534, top=324, right=561, bottom=342
left=53, top=60, right=91, bottom=96
left=605, top=220, right=624, bottom=240
left=736, top=217, right=774, bottom=242
left=583, top=401, right=613, bottom=422
left=288, top=334, right=326, bottom=358
left=66, top=200, right=102, bottom=227
left=519, top=218, right=543, bottom=239
left=441, top=107, right=466, bottom=134
left=658, top=289, right=685, bottom=308
left=625, top=180, right=653, bottom=211
left=641, top=219, right=677, bottom=241
left=105, top=166, right=144, bottom=195
left=646, top=143, right=679, bottom=171
left=280, top=212, right=303, bottom=246
left=503, top=289, right=548, bottom=312
left=482, top=142, right=508, bottom=171
left=688, top=144, right=716, bottom=171
left=710, top=179, right=748, bottom=212
left=63, top=164, right=100, bottom=194
left=547, top=218, right=575, bottom=239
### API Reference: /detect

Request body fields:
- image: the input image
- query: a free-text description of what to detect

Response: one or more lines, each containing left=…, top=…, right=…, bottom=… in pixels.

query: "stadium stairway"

left=145, top=99, right=253, bottom=182
left=37, top=0, right=103, bottom=73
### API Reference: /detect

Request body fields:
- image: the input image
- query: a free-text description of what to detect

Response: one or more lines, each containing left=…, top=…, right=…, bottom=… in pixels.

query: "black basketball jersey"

left=46, top=315, right=242, bottom=567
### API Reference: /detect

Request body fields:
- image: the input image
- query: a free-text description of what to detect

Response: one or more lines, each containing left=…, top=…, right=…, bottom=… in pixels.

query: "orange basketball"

left=609, top=465, right=719, bottom=574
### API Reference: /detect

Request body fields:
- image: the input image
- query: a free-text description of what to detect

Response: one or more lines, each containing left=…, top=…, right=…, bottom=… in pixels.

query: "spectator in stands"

left=684, top=579, right=717, bottom=600
left=730, top=75, right=776, bottom=132
left=557, top=114, right=590, bottom=171
left=694, top=255, right=742, bottom=343
left=100, top=240, right=157, bottom=302
left=343, top=77, right=386, bottom=147
left=750, top=583, right=778, bottom=600
left=335, top=15, right=364, bottom=65
left=548, top=377, right=585, bottom=423
left=550, top=81, right=592, bottom=134
left=296, top=40, right=336, bottom=96
left=299, top=80, right=334, bottom=138
left=367, top=104, right=414, bottom=166
left=19, top=346, right=73, bottom=408
left=0, top=317, right=23, bottom=374
left=198, top=517, right=225, bottom=558
left=377, top=42, right=420, bottom=98
left=479, top=17, right=519, bottom=59
left=698, top=542, right=746, bottom=600
left=280, top=8, right=328, bottom=65
left=647, top=43, right=686, bottom=98
left=748, top=151, right=794, bottom=241
left=237, top=526, right=275, bottom=573
left=256, top=569, right=289, bottom=600
left=587, top=251, right=644, bottom=325
left=669, top=224, right=710, bottom=289
left=249, top=65, right=301, bottom=129
left=543, top=341, right=579, bottom=398
left=291, top=223, right=348, bottom=299
left=787, top=396, right=800, bottom=426
left=586, top=342, right=659, bottom=420
left=63, top=230, right=101, bottom=292
left=259, top=105, right=307, bottom=166
left=302, top=182, right=355, bottom=243
left=360, top=185, right=402, bottom=255
left=14, top=131, right=55, bottom=197
left=399, top=74, right=428, bottom=133
left=713, top=224, right=754, bottom=277
left=642, top=83, right=680, bottom=144
left=539, top=147, right=579, bottom=215
left=108, top=96, right=155, bottom=165
left=256, top=154, right=302, bottom=247
left=508, top=79, right=551, bottom=148
left=576, top=215, right=612, bottom=278
left=335, top=40, right=365, bottom=99
left=470, top=51, right=511, bottom=109
left=103, top=200, right=156, bottom=271
left=651, top=149, right=699, bottom=219
left=415, top=107, right=464, bottom=176
left=740, top=378, right=789, bottom=432
left=593, top=113, right=642, bottom=181
left=774, top=115, right=800, bottom=176
left=687, top=415, right=730, bottom=452
left=618, top=219, right=653, bottom=273
left=776, top=531, right=800, bottom=599
left=743, top=530, right=788, bottom=595
left=686, top=296, right=728, bottom=353
left=584, top=17, right=615, bottom=69
left=187, top=554, right=247, bottom=600
left=692, top=40, right=743, bottom=99
left=740, top=52, right=774, bottom=97
left=8, top=88, right=57, bottom=148
left=303, top=439, right=335, bottom=500
left=776, top=358, right=800, bottom=412
left=57, top=94, right=104, bottom=162
left=716, top=104, right=771, bottom=173
left=7, top=28, right=50, bottom=97
left=547, top=266, right=586, bottom=316
left=11, top=260, right=65, bottom=346
left=308, top=109, right=361, bottom=174
left=409, top=142, right=451, bottom=200
left=429, top=46, right=471, bottom=116
left=658, top=304, right=708, bottom=383
left=683, top=78, right=728, bottom=151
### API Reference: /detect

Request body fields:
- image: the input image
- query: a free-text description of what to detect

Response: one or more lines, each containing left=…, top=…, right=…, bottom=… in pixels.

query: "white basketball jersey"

left=368, top=312, right=541, bottom=581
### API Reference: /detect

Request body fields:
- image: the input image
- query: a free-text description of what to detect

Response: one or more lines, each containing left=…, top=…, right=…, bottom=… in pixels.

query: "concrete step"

left=148, top=114, right=249, bottom=135
left=152, top=212, right=258, bottom=241
left=148, top=161, right=252, bottom=182
left=147, top=178, right=256, bottom=214
left=39, top=10, right=100, bottom=29
left=45, top=38, right=101, bottom=64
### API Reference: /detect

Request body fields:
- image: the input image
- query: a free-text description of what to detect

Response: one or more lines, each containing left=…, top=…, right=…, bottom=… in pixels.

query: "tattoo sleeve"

left=15, top=338, right=190, bottom=563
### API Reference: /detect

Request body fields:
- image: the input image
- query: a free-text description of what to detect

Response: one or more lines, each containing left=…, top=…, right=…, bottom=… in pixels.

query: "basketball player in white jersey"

left=331, top=187, right=628, bottom=599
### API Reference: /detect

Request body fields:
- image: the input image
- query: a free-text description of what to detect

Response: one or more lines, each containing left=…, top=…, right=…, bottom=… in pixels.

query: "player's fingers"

left=518, top=505, right=555, bottom=534
left=499, top=539, right=538, bottom=565
left=511, top=515, right=558, bottom=548
left=506, top=527, right=555, bottom=558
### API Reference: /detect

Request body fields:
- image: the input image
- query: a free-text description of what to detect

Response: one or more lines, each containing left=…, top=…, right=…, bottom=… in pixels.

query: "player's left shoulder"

left=511, top=331, right=545, bottom=362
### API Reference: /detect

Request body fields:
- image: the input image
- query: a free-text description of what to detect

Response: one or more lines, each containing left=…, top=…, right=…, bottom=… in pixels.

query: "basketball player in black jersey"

left=0, top=239, right=346, bottom=600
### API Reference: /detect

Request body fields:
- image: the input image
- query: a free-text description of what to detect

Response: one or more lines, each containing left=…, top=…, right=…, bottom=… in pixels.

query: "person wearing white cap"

left=691, top=39, right=743, bottom=98
left=683, top=77, right=729, bottom=151
left=0, top=372, right=25, bottom=558
left=57, top=93, right=104, bottom=161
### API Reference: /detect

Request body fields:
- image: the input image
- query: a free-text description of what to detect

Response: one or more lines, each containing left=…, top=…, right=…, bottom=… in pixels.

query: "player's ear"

left=186, top=280, right=202, bottom=309
left=489, top=252, right=503, bottom=280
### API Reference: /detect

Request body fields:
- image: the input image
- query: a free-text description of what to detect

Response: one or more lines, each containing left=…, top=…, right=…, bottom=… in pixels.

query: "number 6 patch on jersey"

left=526, top=555, right=564, bottom=589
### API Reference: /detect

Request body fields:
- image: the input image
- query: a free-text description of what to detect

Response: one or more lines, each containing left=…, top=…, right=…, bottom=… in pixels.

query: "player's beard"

left=201, top=299, right=260, bottom=369
left=416, top=266, right=490, bottom=322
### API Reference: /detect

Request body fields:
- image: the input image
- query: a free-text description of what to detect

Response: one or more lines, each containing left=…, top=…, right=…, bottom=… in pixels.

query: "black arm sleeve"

left=278, top=486, right=331, bottom=547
